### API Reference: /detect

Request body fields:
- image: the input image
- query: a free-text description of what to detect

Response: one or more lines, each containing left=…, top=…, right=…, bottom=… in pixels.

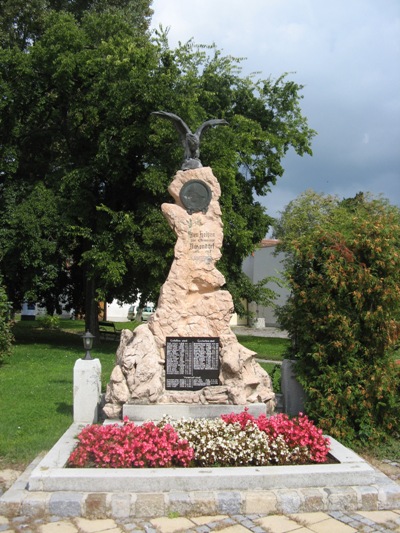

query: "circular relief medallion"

left=179, top=179, right=212, bottom=214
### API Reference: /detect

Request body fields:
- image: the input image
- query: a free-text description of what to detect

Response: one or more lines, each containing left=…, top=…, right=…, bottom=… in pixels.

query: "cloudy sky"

left=151, top=0, right=400, bottom=221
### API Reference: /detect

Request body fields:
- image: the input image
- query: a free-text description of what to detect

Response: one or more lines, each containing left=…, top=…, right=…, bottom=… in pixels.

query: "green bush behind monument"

left=275, top=191, right=400, bottom=446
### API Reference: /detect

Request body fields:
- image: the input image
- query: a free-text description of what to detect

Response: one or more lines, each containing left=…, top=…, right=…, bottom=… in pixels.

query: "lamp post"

left=75, top=330, right=101, bottom=423
left=82, top=330, right=95, bottom=360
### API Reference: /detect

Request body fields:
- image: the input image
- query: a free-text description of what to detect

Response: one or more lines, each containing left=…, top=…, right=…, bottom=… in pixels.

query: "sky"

left=150, top=0, right=400, bottom=222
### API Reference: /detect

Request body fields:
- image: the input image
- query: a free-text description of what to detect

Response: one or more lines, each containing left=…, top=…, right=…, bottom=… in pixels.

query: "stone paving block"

left=290, top=512, right=331, bottom=525
left=167, top=491, right=193, bottom=515
left=291, top=529, right=317, bottom=533
left=244, top=490, right=277, bottom=514
left=216, top=492, right=242, bottom=515
left=210, top=525, right=253, bottom=533
left=190, top=515, right=227, bottom=525
left=189, top=492, right=218, bottom=516
left=357, top=510, right=400, bottom=525
left=356, top=485, right=379, bottom=510
left=150, top=516, right=196, bottom=533
left=276, top=489, right=304, bottom=514
left=306, top=518, right=357, bottom=532
left=21, top=492, right=50, bottom=517
left=238, top=518, right=255, bottom=529
left=194, top=525, right=211, bottom=533
left=379, top=484, right=400, bottom=509
left=219, top=517, right=238, bottom=528
left=324, top=487, right=358, bottom=511
left=194, top=524, right=211, bottom=533
left=340, top=515, right=361, bottom=525
left=74, top=517, right=120, bottom=532
left=137, top=520, right=157, bottom=533
left=300, top=489, right=327, bottom=513
left=349, top=512, right=377, bottom=526
left=119, top=521, right=143, bottom=533
left=39, top=520, right=79, bottom=533
left=49, top=492, right=83, bottom=517
left=250, top=526, right=267, bottom=533
left=135, top=493, right=165, bottom=518
left=0, top=488, right=26, bottom=517
left=84, top=493, right=108, bottom=519
left=110, top=493, right=133, bottom=520
left=257, top=514, right=305, bottom=532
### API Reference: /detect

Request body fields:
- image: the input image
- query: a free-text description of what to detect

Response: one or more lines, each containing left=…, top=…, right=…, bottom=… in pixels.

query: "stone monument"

left=103, top=114, right=275, bottom=419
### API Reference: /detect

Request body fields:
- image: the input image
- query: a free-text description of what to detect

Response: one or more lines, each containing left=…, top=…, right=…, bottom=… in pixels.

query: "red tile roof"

left=259, top=239, right=280, bottom=248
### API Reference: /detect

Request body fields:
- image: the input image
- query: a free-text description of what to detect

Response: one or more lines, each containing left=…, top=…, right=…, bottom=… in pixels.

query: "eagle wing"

left=151, top=111, right=191, bottom=146
left=195, top=119, right=228, bottom=139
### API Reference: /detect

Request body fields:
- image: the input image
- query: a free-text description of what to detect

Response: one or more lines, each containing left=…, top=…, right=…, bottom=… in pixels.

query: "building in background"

left=242, top=239, right=289, bottom=327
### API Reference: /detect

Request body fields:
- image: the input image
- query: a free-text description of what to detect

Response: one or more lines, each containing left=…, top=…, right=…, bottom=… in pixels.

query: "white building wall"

left=243, top=243, right=289, bottom=327
left=106, top=300, right=137, bottom=322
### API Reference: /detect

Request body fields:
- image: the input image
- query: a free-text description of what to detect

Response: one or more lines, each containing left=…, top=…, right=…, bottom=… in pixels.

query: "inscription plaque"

left=165, top=337, right=220, bottom=390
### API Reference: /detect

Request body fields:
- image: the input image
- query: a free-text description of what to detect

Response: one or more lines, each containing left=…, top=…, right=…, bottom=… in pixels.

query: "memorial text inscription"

left=165, top=337, right=220, bottom=390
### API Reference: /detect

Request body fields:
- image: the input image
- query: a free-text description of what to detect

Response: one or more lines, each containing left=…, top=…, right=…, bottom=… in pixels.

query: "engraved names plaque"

left=165, top=337, right=220, bottom=390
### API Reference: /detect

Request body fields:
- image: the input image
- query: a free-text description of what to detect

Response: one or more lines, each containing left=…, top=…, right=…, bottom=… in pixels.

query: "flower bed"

left=68, top=411, right=330, bottom=469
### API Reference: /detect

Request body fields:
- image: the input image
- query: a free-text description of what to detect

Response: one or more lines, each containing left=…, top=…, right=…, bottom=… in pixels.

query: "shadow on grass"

left=12, top=320, right=135, bottom=350
left=12, top=323, right=83, bottom=348
left=56, top=402, right=73, bottom=416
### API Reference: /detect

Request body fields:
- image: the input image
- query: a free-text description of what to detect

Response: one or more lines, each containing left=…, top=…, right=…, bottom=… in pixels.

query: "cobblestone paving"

left=1, top=510, right=400, bottom=533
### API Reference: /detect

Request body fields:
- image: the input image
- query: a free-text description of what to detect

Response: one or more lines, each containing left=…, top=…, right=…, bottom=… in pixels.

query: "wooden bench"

left=98, top=320, right=120, bottom=341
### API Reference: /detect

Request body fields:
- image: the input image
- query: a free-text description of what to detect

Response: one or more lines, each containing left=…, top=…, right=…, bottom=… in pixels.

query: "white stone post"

left=73, top=358, right=102, bottom=423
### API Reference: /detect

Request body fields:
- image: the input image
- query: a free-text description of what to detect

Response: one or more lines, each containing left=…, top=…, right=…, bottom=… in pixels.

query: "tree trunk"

left=84, top=276, right=99, bottom=343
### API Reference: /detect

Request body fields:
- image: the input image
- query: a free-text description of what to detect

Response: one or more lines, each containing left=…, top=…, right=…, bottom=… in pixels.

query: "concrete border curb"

left=1, top=423, right=399, bottom=519
left=26, top=423, right=377, bottom=493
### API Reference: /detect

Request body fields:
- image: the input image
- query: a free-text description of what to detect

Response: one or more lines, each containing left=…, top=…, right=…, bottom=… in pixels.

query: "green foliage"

left=0, top=280, right=13, bottom=364
left=0, top=182, right=67, bottom=312
left=36, top=314, right=60, bottom=330
left=0, top=0, right=153, bottom=50
left=270, top=364, right=282, bottom=393
left=276, top=191, right=400, bottom=445
left=0, top=3, right=315, bottom=332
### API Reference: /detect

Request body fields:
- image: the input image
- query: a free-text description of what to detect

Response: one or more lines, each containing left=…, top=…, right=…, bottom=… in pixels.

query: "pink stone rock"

left=104, top=167, right=275, bottom=416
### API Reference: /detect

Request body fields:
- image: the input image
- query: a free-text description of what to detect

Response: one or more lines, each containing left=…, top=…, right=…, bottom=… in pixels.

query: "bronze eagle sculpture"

left=152, top=111, right=228, bottom=170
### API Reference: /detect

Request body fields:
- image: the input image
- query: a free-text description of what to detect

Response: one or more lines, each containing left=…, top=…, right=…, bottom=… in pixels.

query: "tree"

left=0, top=278, right=13, bottom=364
left=0, top=0, right=153, bottom=49
left=273, top=189, right=339, bottom=242
left=0, top=4, right=316, bottom=336
left=275, top=191, right=400, bottom=444
left=1, top=5, right=158, bottom=333
left=0, top=182, right=68, bottom=313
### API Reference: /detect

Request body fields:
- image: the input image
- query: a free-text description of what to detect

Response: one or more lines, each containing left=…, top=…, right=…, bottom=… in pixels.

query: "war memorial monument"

left=103, top=112, right=276, bottom=420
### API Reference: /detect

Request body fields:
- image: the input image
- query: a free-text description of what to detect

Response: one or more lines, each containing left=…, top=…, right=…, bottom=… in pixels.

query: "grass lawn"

left=235, top=335, right=289, bottom=361
left=0, top=320, right=121, bottom=466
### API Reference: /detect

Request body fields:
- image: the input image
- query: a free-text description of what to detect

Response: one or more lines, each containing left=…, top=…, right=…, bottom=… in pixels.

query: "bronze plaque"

left=165, top=337, right=220, bottom=390
left=179, top=180, right=212, bottom=214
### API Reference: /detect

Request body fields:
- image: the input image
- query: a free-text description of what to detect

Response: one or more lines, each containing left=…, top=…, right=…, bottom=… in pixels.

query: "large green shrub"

left=276, top=193, right=400, bottom=445
left=0, top=280, right=13, bottom=364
